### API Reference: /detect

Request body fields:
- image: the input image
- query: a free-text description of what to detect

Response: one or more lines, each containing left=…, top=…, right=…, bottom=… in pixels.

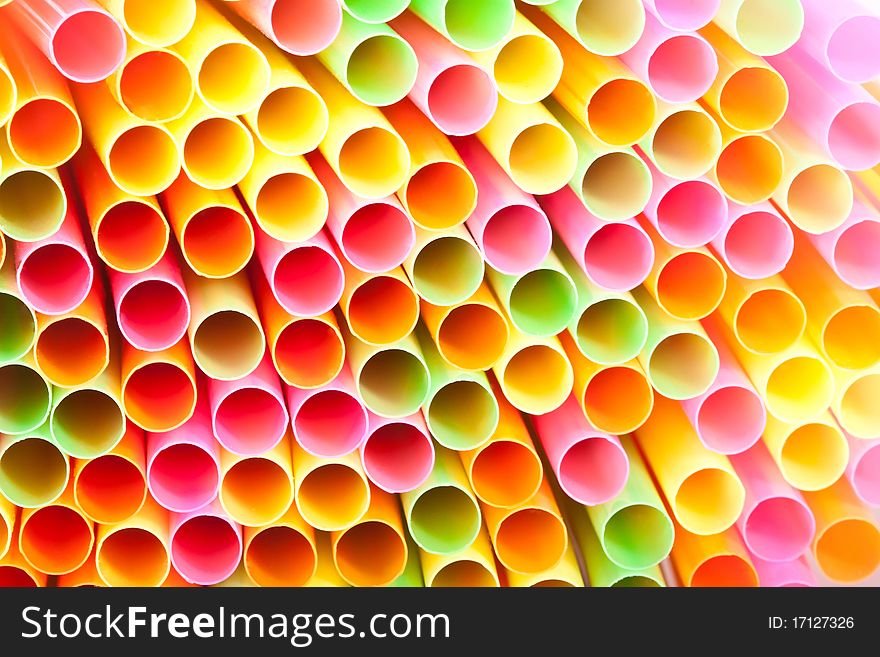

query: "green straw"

left=0, top=258, right=36, bottom=364
left=408, top=0, right=515, bottom=51
left=0, top=421, right=69, bottom=508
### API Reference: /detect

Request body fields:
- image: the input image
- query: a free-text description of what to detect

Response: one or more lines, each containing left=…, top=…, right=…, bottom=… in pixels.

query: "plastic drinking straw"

left=416, top=326, right=499, bottom=451
left=209, top=354, right=288, bottom=456
left=671, top=522, right=757, bottom=587
left=465, top=12, right=558, bottom=106
left=287, top=365, right=368, bottom=458
left=57, top=550, right=104, bottom=587
left=72, top=81, right=181, bottom=196
left=712, top=128, right=783, bottom=206
left=493, top=329, right=573, bottom=415
left=14, top=205, right=93, bottom=315
left=292, top=441, right=371, bottom=532
left=0, top=24, right=81, bottom=168
left=382, top=100, right=477, bottom=231
left=95, top=497, right=169, bottom=586
left=339, top=264, right=419, bottom=347
left=408, top=0, right=514, bottom=52
left=214, top=561, right=258, bottom=587
left=482, top=476, right=567, bottom=574
left=219, top=435, right=294, bottom=526
left=419, top=528, right=500, bottom=587
left=711, top=200, right=793, bottom=279
left=538, top=0, right=644, bottom=55
left=0, top=494, right=13, bottom=558
left=751, top=554, right=816, bottom=587
left=713, top=0, right=803, bottom=56
left=146, top=400, right=220, bottom=512
left=487, top=251, right=578, bottom=338
left=401, top=446, right=481, bottom=555
left=559, top=332, right=654, bottom=435
left=73, top=145, right=168, bottom=273
left=783, top=238, right=880, bottom=371
left=643, top=0, right=719, bottom=30
left=796, top=0, right=880, bottom=83
left=7, top=0, right=126, bottom=82
left=506, top=543, right=584, bottom=587
left=109, top=40, right=193, bottom=123
left=0, top=257, right=36, bottom=365
left=770, top=48, right=880, bottom=171
left=391, top=12, right=496, bottom=135
left=360, top=411, right=435, bottom=493
left=331, top=486, right=408, bottom=586
left=309, top=154, right=413, bottom=273
left=0, top=423, right=68, bottom=508
left=345, top=327, right=430, bottom=419
left=19, top=481, right=93, bottom=575
left=240, top=143, right=328, bottom=244
left=698, top=23, right=787, bottom=133
left=0, top=51, right=16, bottom=128
left=458, top=380, right=542, bottom=509
left=170, top=500, right=243, bottom=585
left=680, top=321, right=765, bottom=455
left=0, top=521, right=48, bottom=587
left=0, top=141, right=66, bottom=242
left=297, top=58, right=410, bottom=200
left=304, top=532, right=348, bottom=587
left=631, top=288, right=719, bottom=400
left=342, top=0, right=408, bottom=23
left=453, top=137, right=551, bottom=274
left=227, top=0, right=340, bottom=54
left=635, top=396, right=745, bottom=535
left=477, top=96, right=578, bottom=196
left=109, top=251, right=190, bottom=352
left=639, top=102, right=721, bottom=181
left=803, top=479, right=880, bottom=583
left=403, top=225, right=484, bottom=307
left=762, top=411, right=848, bottom=491
left=532, top=394, right=629, bottom=505
left=420, top=282, right=510, bottom=371
left=729, top=442, right=815, bottom=562
left=808, top=200, right=880, bottom=290
left=243, top=502, right=317, bottom=587
left=253, top=270, right=345, bottom=388
left=73, top=422, right=146, bottom=524
left=121, top=338, right=197, bottom=432
left=832, top=364, right=880, bottom=440
left=0, top=353, right=51, bottom=436
left=162, top=566, right=198, bottom=587
left=183, top=270, right=266, bottom=381
left=846, top=432, right=880, bottom=506
left=389, top=531, right=426, bottom=587
left=96, top=0, right=195, bottom=47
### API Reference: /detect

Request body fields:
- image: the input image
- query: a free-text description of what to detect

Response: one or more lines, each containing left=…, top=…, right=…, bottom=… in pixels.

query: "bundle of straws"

left=0, top=0, right=879, bottom=587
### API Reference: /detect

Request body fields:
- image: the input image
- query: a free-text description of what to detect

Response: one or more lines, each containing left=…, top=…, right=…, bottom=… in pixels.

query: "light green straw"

left=0, top=257, right=36, bottom=364
left=408, top=0, right=515, bottom=51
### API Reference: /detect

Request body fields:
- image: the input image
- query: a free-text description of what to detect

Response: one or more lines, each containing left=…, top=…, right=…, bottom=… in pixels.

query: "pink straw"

left=453, top=137, right=551, bottom=275
left=15, top=203, right=93, bottom=315
left=751, top=554, right=816, bottom=587
left=360, top=411, right=435, bottom=493
left=730, top=443, right=816, bottom=563
left=8, top=0, right=126, bottom=82
left=227, top=0, right=342, bottom=55
left=109, top=250, right=190, bottom=352
left=209, top=354, right=288, bottom=456
left=797, top=0, right=880, bottom=83
left=711, top=201, right=794, bottom=279
left=146, top=401, right=221, bottom=513
left=309, top=154, right=414, bottom=273
left=169, top=499, right=242, bottom=585
left=287, top=365, right=368, bottom=458
left=846, top=431, right=880, bottom=507
left=643, top=0, right=720, bottom=31
left=254, top=227, right=344, bottom=316
left=391, top=12, right=497, bottom=136
left=538, top=186, right=654, bottom=291
left=808, top=201, right=880, bottom=290
left=532, top=394, right=629, bottom=505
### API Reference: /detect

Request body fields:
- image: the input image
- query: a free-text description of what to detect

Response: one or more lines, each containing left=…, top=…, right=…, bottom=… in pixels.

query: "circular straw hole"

left=347, top=35, right=416, bottom=106
left=412, top=235, right=483, bottom=306
left=719, top=67, right=787, bottom=132
left=192, top=311, right=265, bottom=380
left=428, top=64, right=497, bottom=135
left=222, top=458, right=291, bottom=526
left=255, top=172, right=327, bottom=242
left=493, top=34, right=562, bottom=104
left=335, top=521, right=406, bottom=586
left=834, top=220, right=880, bottom=289
left=182, top=206, right=253, bottom=278
left=829, top=102, right=880, bottom=171
left=342, top=203, right=414, bottom=272
left=656, top=252, right=726, bottom=320
left=509, top=269, right=577, bottom=337
left=815, top=518, right=880, bottom=583
left=119, top=280, right=189, bottom=351
left=246, top=526, right=315, bottom=587
left=691, top=555, right=757, bottom=587
left=198, top=42, right=268, bottom=115
left=675, top=468, right=744, bottom=535
left=21, top=505, right=92, bottom=574
left=648, top=35, right=717, bottom=103
left=744, top=496, right=814, bottom=562
left=575, top=0, right=644, bottom=55
left=581, top=151, right=652, bottom=221
left=0, top=438, right=67, bottom=507
left=0, top=364, right=50, bottom=434
left=657, top=180, right=727, bottom=247
left=347, top=276, right=418, bottom=345
left=583, top=365, right=654, bottom=434
left=272, top=0, right=341, bottom=54
left=214, top=388, right=287, bottom=455
left=119, top=50, right=192, bottom=122
left=437, top=304, right=508, bottom=370
left=343, top=0, right=407, bottom=22
left=52, top=389, right=124, bottom=458
left=0, top=293, right=36, bottom=362
left=603, top=504, right=673, bottom=570
left=696, top=386, right=765, bottom=454
left=576, top=298, right=647, bottom=364
left=183, top=117, right=253, bottom=189
left=501, top=345, right=572, bottom=414
left=359, top=349, right=429, bottom=417
left=7, top=99, right=80, bottom=168
left=99, top=528, right=168, bottom=586
left=0, top=567, right=37, bottom=587
left=427, top=380, right=499, bottom=450
left=583, top=222, right=653, bottom=290
left=786, top=164, right=852, bottom=233
left=294, top=390, right=367, bottom=458
left=765, top=356, right=833, bottom=424
left=827, top=15, right=880, bottom=83
left=171, top=515, right=241, bottom=585
left=723, top=211, right=793, bottom=278
left=338, top=127, right=409, bottom=199
left=824, top=306, right=880, bottom=370
left=149, top=443, right=218, bottom=512
left=507, top=123, right=577, bottom=195
left=19, top=244, right=92, bottom=315
left=734, top=0, right=804, bottom=56
left=75, top=455, right=145, bottom=524
left=362, top=422, right=434, bottom=493
left=122, top=0, right=195, bottom=46
left=653, top=0, right=720, bottom=31
left=651, top=109, right=721, bottom=179
left=296, top=464, right=369, bottom=531
left=36, top=318, right=107, bottom=387
left=274, top=319, right=343, bottom=388
left=495, top=508, right=566, bottom=573
left=715, top=135, right=783, bottom=204
left=482, top=205, right=551, bottom=274
left=256, top=86, right=328, bottom=155
left=470, top=440, right=542, bottom=508
left=405, top=161, right=476, bottom=230
left=97, top=201, right=168, bottom=272
left=839, top=373, right=880, bottom=439
left=442, top=0, right=515, bottom=51
left=273, top=246, right=342, bottom=316
left=410, top=486, right=479, bottom=554
left=735, top=288, right=804, bottom=354
left=558, top=437, right=628, bottom=505
left=51, top=9, right=125, bottom=82
left=779, top=423, right=848, bottom=491
left=0, top=170, right=66, bottom=241
left=431, top=560, right=496, bottom=587
left=587, top=79, right=655, bottom=145
left=648, top=333, right=718, bottom=400
left=853, top=444, right=880, bottom=505
left=123, top=362, right=195, bottom=432
left=108, top=125, right=179, bottom=195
